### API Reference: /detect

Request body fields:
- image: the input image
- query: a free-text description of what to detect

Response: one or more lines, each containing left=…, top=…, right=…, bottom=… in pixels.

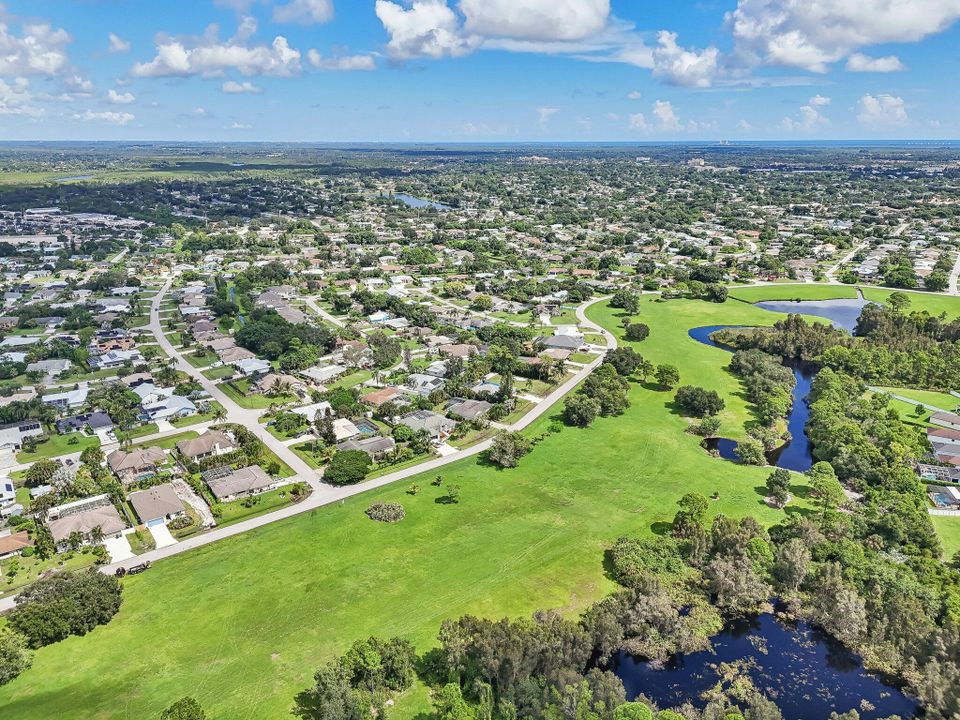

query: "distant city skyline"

left=2, top=0, right=960, bottom=141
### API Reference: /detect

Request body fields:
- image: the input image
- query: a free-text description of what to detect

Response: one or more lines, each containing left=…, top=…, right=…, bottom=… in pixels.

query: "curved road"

left=4, top=290, right=612, bottom=590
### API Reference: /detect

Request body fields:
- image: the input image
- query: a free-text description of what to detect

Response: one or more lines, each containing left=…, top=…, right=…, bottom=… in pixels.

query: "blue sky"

left=2, top=0, right=960, bottom=141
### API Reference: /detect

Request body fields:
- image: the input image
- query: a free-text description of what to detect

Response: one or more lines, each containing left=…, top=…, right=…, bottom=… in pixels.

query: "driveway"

left=148, top=522, right=177, bottom=549
left=103, top=534, right=135, bottom=562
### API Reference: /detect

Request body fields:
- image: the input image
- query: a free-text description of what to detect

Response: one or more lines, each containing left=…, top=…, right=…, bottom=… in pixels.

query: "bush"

left=365, top=502, right=405, bottom=523
left=160, top=696, right=206, bottom=719
left=0, top=627, right=33, bottom=687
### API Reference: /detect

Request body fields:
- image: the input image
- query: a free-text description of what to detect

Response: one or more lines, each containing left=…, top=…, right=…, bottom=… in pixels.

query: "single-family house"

left=397, top=410, right=457, bottom=441
left=204, top=464, right=279, bottom=502
left=46, top=494, right=126, bottom=551
left=107, top=446, right=167, bottom=484
left=128, top=483, right=186, bottom=524
left=0, top=530, right=32, bottom=560
left=176, top=430, right=237, bottom=462
left=337, top=436, right=396, bottom=460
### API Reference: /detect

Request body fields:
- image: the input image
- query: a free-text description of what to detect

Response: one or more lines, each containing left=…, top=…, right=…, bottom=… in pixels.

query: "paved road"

left=948, top=248, right=960, bottom=296
left=149, top=277, right=322, bottom=487
left=0, top=293, right=615, bottom=611
left=302, top=296, right=346, bottom=328
left=825, top=241, right=867, bottom=282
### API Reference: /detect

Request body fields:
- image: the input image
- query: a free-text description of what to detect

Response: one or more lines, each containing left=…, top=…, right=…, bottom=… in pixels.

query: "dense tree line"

left=728, top=349, right=796, bottom=426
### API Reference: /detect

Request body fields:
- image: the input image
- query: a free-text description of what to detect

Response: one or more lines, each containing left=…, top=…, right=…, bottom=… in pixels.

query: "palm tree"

left=90, top=525, right=105, bottom=546
left=212, top=404, right=227, bottom=422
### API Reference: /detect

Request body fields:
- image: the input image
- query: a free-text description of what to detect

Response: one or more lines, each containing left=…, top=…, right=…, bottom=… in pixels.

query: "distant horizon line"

left=1, top=138, right=959, bottom=147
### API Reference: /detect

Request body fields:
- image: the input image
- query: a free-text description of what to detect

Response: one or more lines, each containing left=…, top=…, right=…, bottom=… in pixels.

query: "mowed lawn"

left=729, top=284, right=860, bottom=303
left=1, top=298, right=818, bottom=720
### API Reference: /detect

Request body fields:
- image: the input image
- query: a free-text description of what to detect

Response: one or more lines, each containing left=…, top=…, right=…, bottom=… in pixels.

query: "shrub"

left=365, top=502, right=405, bottom=523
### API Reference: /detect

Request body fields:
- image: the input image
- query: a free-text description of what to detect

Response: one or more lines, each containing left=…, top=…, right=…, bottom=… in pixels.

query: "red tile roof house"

left=0, top=530, right=32, bottom=560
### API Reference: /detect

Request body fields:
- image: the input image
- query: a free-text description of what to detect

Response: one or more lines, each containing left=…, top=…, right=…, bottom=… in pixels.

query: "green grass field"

left=0, top=295, right=881, bottom=720
left=728, top=284, right=859, bottom=303
left=932, top=516, right=960, bottom=560
left=874, top=387, right=960, bottom=412
left=15, top=432, right=99, bottom=463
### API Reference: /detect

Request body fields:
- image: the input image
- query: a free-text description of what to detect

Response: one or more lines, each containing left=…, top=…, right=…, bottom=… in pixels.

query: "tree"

left=25, top=458, right=59, bottom=488
left=805, top=461, right=845, bottom=514
left=605, top=347, right=644, bottom=377
left=160, top=697, right=206, bottom=720
left=624, top=323, right=650, bottom=342
left=434, top=683, right=475, bottom=720
left=925, top=270, right=949, bottom=292
left=774, top=538, right=810, bottom=593
left=324, top=451, right=371, bottom=486
left=610, top=289, right=640, bottom=315
left=0, top=627, right=33, bottom=687
left=487, top=431, right=532, bottom=469
left=563, top=394, right=600, bottom=428
left=765, top=468, right=792, bottom=508
left=735, top=438, right=767, bottom=466
left=654, top=364, right=679, bottom=389
left=672, top=492, right=708, bottom=538
left=614, top=703, right=654, bottom=720
left=674, top=386, right=725, bottom=417
left=580, top=363, right=630, bottom=416
left=293, top=661, right=368, bottom=720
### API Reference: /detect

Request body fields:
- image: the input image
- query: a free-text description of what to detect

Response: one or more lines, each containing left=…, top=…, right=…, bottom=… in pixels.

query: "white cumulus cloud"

left=652, top=100, right=681, bottom=131
left=106, top=89, right=135, bottom=104
left=845, top=52, right=906, bottom=72
left=375, top=0, right=479, bottom=59
left=131, top=21, right=301, bottom=77
left=459, top=0, right=609, bottom=42
left=857, top=93, right=908, bottom=126
left=221, top=80, right=262, bottom=93
left=651, top=31, right=719, bottom=88
left=0, top=17, right=72, bottom=76
left=728, top=0, right=960, bottom=72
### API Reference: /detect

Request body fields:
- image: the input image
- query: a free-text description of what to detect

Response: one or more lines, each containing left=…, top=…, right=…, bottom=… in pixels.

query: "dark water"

left=754, top=297, right=871, bottom=333
left=689, top=325, right=814, bottom=471
left=690, top=296, right=872, bottom=472
left=392, top=192, right=450, bottom=210
left=613, top=613, right=918, bottom=720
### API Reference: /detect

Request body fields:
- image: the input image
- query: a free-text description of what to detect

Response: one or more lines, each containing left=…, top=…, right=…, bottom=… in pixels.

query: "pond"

left=754, top=295, right=872, bottom=333
left=613, top=612, right=918, bottom=720
left=392, top=193, right=451, bottom=210
left=691, top=295, right=873, bottom=472
left=56, top=174, right=93, bottom=182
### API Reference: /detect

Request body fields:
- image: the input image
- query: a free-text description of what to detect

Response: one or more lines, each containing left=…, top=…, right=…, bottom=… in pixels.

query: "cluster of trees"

left=728, top=349, right=796, bottom=426
left=235, top=309, right=335, bottom=367
left=715, top=303, right=960, bottom=392
left=563, top=362, right=632, bottom=428
left=293, top=636, right=416, bottom=720
left=1, top=570, right=123, bottom=686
